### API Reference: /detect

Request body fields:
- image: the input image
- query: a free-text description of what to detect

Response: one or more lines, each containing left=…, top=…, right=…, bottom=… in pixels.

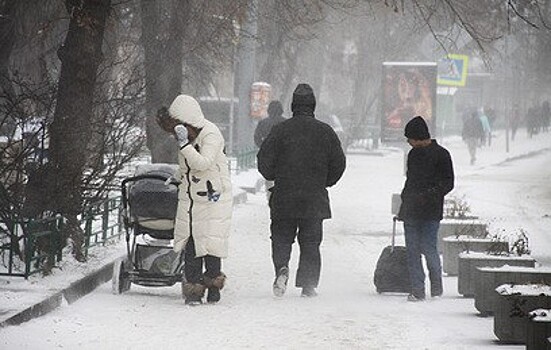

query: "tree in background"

left=0, top=0, right=16, bottom=107
left=140, top=0, right=249, bottom=161
left=47, top=0, right=112, bottom=262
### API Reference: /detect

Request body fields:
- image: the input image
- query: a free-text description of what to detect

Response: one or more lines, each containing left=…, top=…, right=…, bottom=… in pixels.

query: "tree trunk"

left=257, top=1, right=282, bottom=86
left=279, top=44, right=301, bottom=106
left=0, top=0, right=17, bottom=105
left=167, top=0, right=189, bottom=100
left=234, top=0, right=258, bottom=151
left=47, top=0, right=111, bottom=262
left=141, top=0, right=189, bottom=164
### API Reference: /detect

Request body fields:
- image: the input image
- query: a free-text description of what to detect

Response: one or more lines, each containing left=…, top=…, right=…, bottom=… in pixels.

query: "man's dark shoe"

left=207, top=288, right=220, bottom=303
left=273, top=266, right=289, bottom=297
left=301, top=286, right=317, bottom=298
left=431, top=284, right=443, bottom=298
left=407, top=293, right=426, bottom=302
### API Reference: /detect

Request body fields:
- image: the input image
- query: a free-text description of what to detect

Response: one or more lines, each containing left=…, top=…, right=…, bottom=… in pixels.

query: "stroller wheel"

left=112, top=259, right=131, bottom=294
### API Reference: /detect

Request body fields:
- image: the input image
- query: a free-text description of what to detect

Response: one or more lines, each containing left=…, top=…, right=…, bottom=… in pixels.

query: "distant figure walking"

left=254, top=100, right=286, bottom=199
left=257, top=83, right=346, bottom=298
left=254, top=100, right=286, bottom=148
left=478, top=107, right=492, bottom=146
left=510, top=104, right=521, bottom=141
left=462, top=112, right=484, bottom=165
left=542, top=101, right=550, bottom=132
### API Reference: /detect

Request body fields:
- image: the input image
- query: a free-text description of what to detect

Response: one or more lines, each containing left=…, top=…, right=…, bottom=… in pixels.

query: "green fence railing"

left=0, top=196, right=123, bottom=278
left=0, top=216, right=64, bottom=278
left=233, top=146, right=258, bottom=172
left=82, top=196, right=123, bottom=257
left=25, top=216, right=64, bottom=277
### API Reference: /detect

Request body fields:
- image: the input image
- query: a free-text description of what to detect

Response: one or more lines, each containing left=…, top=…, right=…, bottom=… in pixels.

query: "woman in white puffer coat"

left=158, top=94, right=232, bottom=305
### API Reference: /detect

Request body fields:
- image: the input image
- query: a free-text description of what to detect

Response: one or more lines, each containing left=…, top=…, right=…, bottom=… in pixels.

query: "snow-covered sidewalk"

left=1, top=129, right=550, bottom=349
left=0, top=180, right=254, bottom=328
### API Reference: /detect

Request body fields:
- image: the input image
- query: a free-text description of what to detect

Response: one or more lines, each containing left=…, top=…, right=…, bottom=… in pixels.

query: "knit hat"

left=268, top=100, right=283, bottom=118
left=291, top=83, right=316, bottom=114
left=168, top=94, right=206, bottom=128
left=404, top=116, right=430, bottom=140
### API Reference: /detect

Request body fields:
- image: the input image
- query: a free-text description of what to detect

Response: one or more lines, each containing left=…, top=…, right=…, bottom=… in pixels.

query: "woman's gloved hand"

left=174, top=124, right=189, bottom=148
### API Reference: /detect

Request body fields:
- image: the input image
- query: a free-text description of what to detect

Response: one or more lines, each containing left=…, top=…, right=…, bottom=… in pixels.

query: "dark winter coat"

left=254, top=114, right=286, bottom=148
left=257, top=112, right=346, bottom=220
left=462, top=114, right=484, bottom=140
left=398, top=140, right=454, bottom=221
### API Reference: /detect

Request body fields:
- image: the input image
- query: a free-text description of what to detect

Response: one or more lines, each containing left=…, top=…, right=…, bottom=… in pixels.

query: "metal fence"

left=0, top=196, right=123, bottom=278
left=82, top=196, right=123, bottom=256
left=232, top=146, right=258, bottom=173
left=0, top=216, right=64, bottom=278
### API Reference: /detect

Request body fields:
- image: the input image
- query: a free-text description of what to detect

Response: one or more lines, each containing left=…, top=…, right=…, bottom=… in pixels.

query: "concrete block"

left=457, top=252, right=536, bottom=297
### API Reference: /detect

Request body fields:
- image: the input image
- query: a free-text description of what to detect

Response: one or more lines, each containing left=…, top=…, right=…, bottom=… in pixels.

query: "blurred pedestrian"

left=478, top=107, right=492, bottom=146
left=254, top=100, right=286, bottom=200
left=398, top=116, right=455, bottom=301
left=462, top=112, right=484, bottom=165
left=510, top=104, right=521, bottom=141
left=254, top=100, right=286, bottom=148
left=257, top=83, right=346, bottom=298
left=526, top=105, right=539, bottom=138
left=541, top=101, right=550, bottom=133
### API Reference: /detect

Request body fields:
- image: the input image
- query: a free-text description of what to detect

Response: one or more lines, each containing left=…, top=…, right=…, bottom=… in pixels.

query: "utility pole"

left=233, top=0, right=257, bottom=153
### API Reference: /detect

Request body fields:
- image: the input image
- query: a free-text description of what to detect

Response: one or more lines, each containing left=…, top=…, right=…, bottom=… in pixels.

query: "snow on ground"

left=1, top=130, right=551, bottom=349
left=0, top=241, right=126, bottom=318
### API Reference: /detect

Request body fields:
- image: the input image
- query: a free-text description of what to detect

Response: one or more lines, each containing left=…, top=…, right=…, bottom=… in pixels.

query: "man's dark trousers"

left=271, top=218, right=323, bottom=288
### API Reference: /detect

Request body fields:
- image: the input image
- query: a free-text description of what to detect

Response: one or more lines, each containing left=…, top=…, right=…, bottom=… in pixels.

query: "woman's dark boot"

left=204, top=273, right=226, bottom=304
left=182, top=282, right=206, bottom=305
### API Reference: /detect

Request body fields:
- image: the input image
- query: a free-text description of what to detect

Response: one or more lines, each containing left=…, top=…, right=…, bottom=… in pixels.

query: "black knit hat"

left=291, top=83, right=316, bottom=113
left=404, top=116, right=430, bottom=140
left=268, top=100, right=283, bottom=117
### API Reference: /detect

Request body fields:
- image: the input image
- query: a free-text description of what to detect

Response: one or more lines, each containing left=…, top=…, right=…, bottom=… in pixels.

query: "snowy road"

left=2, top=145, right=550, bottom=350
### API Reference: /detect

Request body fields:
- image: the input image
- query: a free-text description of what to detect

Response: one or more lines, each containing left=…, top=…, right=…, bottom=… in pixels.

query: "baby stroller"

left=112, top=163, right=184, bottom=295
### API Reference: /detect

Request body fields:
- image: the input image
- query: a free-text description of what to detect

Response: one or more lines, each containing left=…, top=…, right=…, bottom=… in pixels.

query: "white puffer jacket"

left=169, top=95, right=232, bottom=257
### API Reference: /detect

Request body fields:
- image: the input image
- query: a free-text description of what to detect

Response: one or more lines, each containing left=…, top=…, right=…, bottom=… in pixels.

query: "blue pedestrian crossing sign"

left=437, top=54, right=468, bottom=87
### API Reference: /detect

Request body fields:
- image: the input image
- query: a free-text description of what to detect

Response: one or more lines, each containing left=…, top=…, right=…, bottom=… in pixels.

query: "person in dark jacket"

left=398, top=116, right=454, bottom=301
left=257, top=83, right=346, bottom=298
left=462, top=111, right=484, bottom=165
left=254, top=100, right=286, bottom=199
left=254, top=100, right=286, bottom=148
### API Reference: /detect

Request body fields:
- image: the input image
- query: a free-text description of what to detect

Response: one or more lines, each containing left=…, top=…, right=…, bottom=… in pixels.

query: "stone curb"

left=0, top=260, right=118, bottom=328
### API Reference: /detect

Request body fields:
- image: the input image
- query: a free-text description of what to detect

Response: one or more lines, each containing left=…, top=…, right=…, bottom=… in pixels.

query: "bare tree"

left=0, top=0, right=17, bottom=105
left=140, top=0, right=181, bottom=163
left=47, top=0, right=112, bottom=262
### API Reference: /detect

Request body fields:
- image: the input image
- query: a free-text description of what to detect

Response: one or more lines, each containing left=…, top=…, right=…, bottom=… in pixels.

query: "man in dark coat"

left=254, top=100, right=286, bottom=200
left=257, top=83, right=346, bottom=298
left=462, top=111, right=484, bottom=165
left=398, top=116, right=454, bottom=301
left=254, top=100, right=286, bottom=148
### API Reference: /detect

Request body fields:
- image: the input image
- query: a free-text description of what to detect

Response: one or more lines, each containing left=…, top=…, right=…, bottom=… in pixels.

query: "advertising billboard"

left=250, top=82, right=272, bottom=120
left=381, top=62, right=437, bottom=142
